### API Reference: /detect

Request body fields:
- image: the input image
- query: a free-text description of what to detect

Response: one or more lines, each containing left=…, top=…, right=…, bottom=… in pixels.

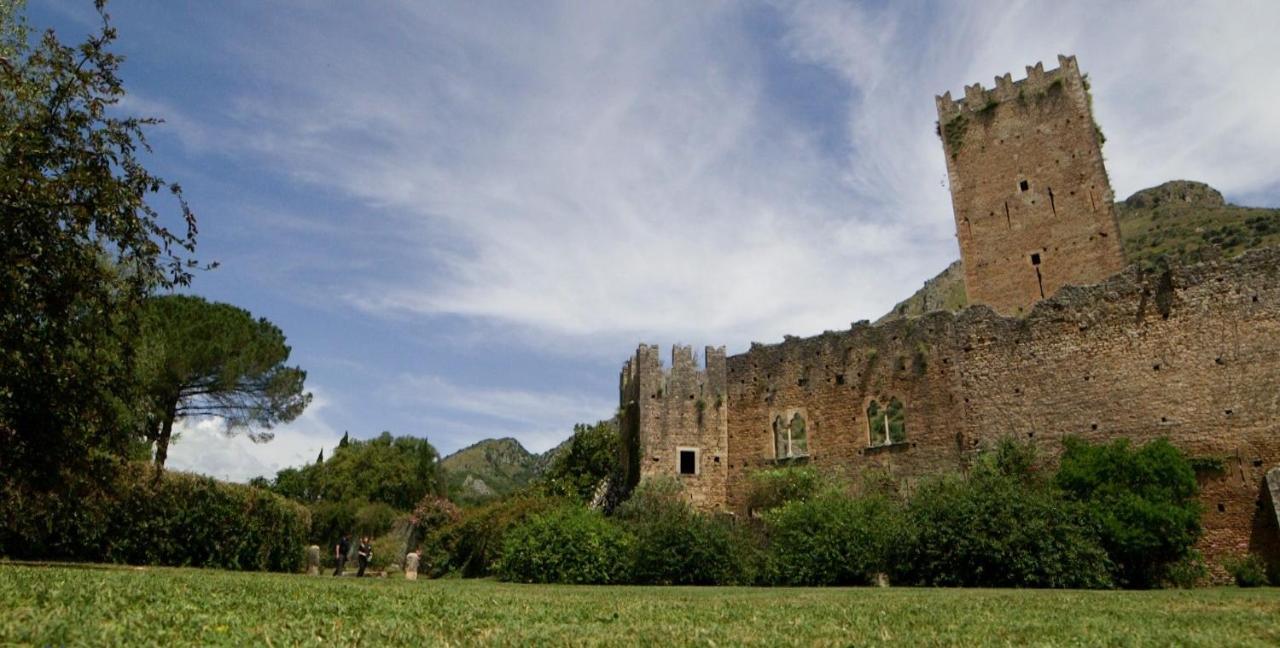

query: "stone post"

left=404, top=551, right=420, bottom=581
left=306, top=545, right=321, bottom=576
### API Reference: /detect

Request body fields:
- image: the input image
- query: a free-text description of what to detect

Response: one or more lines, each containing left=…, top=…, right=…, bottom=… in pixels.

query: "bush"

left=617, top=479, right=756, bottom=585
left=1055, top=437, right=1201, bottom=588
left=497, top=505, right=633, bottom=584
left=0, top=464, right=310, bottom=572
left=896, top=471, right=1113, bottom=588
left=308, top=498, right=400, bottom=559
left=421, top=492, right=564, bottom=578
left=1162, top=551, right=1209, bottom=588
left=369, top=529, right=406, bottom=572
left=746, top=466, right=825, bottom=514
left=763, top=493, right=902, bottom=586
left=1224, top=554, right=1268, bottom=588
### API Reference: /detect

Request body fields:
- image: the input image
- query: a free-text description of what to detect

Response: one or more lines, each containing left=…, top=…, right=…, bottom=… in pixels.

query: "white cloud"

left=211, top=2, right=949, bottom=352
left=165, top=388, right=343, bottom=482
left=216, top=1, right=1277, bottom=356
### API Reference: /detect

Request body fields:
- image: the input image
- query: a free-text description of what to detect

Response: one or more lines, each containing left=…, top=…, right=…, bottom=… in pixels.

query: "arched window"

left=867, top=397, right=906, bottom=447
left=773, top=412, right=809, bottom=459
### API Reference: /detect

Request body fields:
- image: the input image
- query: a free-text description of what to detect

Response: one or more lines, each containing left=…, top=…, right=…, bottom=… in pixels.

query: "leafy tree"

left=1055, top=437, right=1201, bottom=588
left=137, top=295, right=310, bottom=468
left=0, top=1, right=201, bottom=484
left=270, top=432, right=444, bottom=510
left=541, top=420, right=620, bottom=503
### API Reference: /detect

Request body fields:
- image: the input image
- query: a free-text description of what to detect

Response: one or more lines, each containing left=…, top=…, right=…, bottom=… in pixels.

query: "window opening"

left=679, top=449, right=697, bottom=475
left=867, top=398, right=906, bottom=446
left=1019, top=179, right=1029, bottom=192
left=773, top=413, right=809, bottom=459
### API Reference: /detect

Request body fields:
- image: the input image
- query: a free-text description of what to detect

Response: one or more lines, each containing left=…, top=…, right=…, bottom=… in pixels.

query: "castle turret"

left=618, top=344, right=728, bottom=510
left=937, top=54, right=1125, bottom=315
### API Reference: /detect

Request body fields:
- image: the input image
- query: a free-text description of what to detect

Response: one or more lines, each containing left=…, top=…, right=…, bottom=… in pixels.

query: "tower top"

left=936, top=54, right=1081, bottom=119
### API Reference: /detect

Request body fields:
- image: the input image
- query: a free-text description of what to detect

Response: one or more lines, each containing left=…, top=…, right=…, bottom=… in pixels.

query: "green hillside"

left=878, top=180, right=1280, bottom=322
left=439, top=436, right=572, bottom=505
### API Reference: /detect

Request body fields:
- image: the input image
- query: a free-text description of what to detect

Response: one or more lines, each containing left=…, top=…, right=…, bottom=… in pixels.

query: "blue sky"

left=28, top=1, right=1280, bottom=481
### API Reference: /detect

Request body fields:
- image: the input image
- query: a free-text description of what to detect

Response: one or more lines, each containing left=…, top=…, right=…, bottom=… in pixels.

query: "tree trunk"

left=153, top=393, right=180, bottom=469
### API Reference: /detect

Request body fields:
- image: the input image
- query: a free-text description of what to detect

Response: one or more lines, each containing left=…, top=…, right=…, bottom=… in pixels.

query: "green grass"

left=2, top=563, right=1279, bottom=646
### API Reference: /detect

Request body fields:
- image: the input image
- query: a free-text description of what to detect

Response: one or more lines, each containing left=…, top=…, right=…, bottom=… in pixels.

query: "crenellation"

left=619, top=55, right=1280, bottom=572
left=993, top=73, right=1016, bottom=101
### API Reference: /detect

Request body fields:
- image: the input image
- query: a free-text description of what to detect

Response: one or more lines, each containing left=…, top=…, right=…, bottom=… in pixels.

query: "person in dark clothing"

left=333, top=534, right=350, bottom=576
left=356, top=536, right=372, bottom=577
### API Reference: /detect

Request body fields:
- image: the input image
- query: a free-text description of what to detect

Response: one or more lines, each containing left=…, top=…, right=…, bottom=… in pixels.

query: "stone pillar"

left=306, top=545, right=321, bottom=576
left=404, top=551, right=420, bottom=581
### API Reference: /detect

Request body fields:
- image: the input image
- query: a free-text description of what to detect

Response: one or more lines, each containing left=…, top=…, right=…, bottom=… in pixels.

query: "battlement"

left=620, top=344, right=727, bottom=402
left=936, top=54, right=1081, bottom=118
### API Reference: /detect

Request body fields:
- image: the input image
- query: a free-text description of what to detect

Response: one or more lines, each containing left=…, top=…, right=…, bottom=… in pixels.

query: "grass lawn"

left=2, top=563, right=1278, bottom=646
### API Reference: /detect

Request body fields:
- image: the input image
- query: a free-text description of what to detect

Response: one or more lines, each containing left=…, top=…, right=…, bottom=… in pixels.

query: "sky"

left=27, top=1, right=1280, bottom=482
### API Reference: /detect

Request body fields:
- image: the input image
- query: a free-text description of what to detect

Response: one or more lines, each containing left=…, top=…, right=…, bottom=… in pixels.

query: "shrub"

left=421, top=492, right=564, bottom=578
left=0, top=464, right=309, bottom=572
left=1224, top=554, right=1268, bottom=588
left=102, top=466, right=310, bottom=572
left=746, top=466, right=824, bottom=514
left=353, top=501, right=399, bottom=537
left=497, top=505, right=634, bottom=584
left=896, top=471, right=1113, bottom=588
left=617, top=479, right=756, bottom=585
left=1162, top=551, right=1209, bottom=588
left=369, top=529, right=406, bottom=572
left=1055, top=437, right=1201, bottom=588
left=763, top=493, right=902, bottom=586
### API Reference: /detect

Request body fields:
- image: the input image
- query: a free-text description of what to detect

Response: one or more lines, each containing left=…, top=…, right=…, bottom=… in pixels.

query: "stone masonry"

left=619, top=55, right=1280, bottom=567
left=938, top=55, right=1126, bottom=316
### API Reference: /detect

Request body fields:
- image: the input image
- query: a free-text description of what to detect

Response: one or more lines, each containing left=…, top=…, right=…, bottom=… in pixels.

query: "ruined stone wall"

left=708, top=248, right=1280, bottom=563
left=938, top=55, right=1126, bottom=316
left=619, top=345, right=729, bottom=509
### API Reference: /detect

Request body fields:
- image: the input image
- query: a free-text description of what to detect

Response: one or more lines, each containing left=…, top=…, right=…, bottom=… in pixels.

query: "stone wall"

left=619, top=345, right=729, bottom=510
left=938, top=55, right=1126, bottom=316
left=629, top=248, right=1280, bottom=564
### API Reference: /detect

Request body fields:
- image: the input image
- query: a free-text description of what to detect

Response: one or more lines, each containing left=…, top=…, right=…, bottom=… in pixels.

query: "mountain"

left=439, top=436, right=570, bottom=505
left=878, top=181, right=1280, bottom=322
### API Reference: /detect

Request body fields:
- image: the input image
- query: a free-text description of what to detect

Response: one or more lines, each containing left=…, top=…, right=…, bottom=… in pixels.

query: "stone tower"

left=618, top=345, right=728, bottom=510
left=937, top=54, right=1125, bottom=315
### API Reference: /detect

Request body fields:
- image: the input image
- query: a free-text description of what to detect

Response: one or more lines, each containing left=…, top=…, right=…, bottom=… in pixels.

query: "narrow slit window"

left=1019, top=179, right=1030, bottom=192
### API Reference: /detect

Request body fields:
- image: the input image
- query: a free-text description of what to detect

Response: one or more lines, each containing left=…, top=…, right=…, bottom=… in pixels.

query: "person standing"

left=356, top=536, right=372, bottom=577
left=333, top=534, right=351, bottom=576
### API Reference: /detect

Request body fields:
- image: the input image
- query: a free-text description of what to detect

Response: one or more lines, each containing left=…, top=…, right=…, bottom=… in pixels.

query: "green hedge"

left=618, top=479, right=757, bottom=585
left=895, top=471, right=1113, bottom=588
left=496, top=505, right=633, bottom=584
left=0, top=464, right=309, bottom=572
left=420, top=492, right=564, bottom=578
left=764, top=493, right=901, bottom=586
